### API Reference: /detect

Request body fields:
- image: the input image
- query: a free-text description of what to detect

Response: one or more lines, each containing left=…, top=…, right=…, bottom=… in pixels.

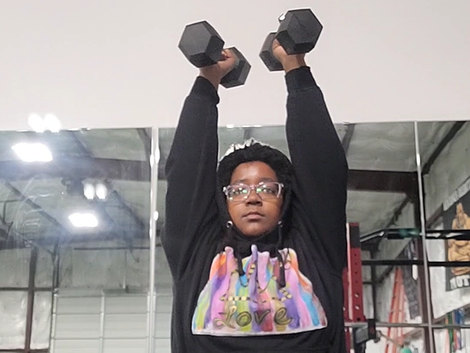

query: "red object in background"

left=343, top=223, right=366, bottom=351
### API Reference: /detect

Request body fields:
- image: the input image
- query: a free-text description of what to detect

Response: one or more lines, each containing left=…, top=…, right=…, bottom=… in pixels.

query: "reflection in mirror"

left=0, top=128, right=152, bottom=353
left=365, top=327, right=425, bottom=352
left=158, top=123, right=424, bottom=352
left=344, top=123, right=423, bottom=332
left=433, top=328, right=470, bottom=353
left=418, top=121, right=470, bottom=337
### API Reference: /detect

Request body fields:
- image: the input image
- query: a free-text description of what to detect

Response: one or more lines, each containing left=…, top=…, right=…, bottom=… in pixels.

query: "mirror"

left=417, top=121, right=470, bottom=351
left=3, top=121, right=469, bottom=352
left=433, top=328, right=469, bottom=353
left=0, top=128, right=153, bottom=353
left=344, top=122, right=422, bottom=330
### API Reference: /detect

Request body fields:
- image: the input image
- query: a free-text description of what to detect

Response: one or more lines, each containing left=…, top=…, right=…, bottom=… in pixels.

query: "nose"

left=245, top=188, right=262, bottom=204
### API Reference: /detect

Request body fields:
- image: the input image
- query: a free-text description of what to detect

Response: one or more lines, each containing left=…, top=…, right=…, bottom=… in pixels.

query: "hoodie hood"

left=215, top=139, right=294, bottom=287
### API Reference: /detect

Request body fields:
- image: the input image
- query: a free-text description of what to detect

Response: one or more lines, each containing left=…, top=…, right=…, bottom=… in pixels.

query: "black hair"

left=217, top=142, right=294, bottom=192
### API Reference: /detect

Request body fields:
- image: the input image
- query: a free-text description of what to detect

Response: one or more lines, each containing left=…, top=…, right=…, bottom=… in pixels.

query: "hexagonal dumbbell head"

left=220, top=47, right=251, bottom=88
left=178, top=21, right=225, bottom=68
left=259, top=32, right=284, bottom=71
left=276, top=8, right=323, bottom=55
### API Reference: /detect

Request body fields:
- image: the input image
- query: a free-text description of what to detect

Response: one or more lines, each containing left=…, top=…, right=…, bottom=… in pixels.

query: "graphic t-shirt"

left=192, top=245, right=327, bottom=336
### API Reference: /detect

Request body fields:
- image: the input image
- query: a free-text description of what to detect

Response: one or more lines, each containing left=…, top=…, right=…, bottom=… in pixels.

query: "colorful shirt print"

left=192, top=245, right=327, bottom=336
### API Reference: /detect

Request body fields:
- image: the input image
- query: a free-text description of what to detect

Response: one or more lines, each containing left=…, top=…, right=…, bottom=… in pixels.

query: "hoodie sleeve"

left=161, top=76, right=220, bottom=279
left=285, top=66, right=348, bottom=274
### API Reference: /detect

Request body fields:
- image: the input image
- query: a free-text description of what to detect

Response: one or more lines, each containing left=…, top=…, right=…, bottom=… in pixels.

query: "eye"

left=228, top=186, right=248, bottom=197
left=257, top=183, right=278, bottom=195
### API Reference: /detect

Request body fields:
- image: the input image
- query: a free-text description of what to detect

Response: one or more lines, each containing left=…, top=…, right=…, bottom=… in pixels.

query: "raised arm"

left=275, top=43, right=349, bottom=273
left=161, top=52, right=237, bottom=279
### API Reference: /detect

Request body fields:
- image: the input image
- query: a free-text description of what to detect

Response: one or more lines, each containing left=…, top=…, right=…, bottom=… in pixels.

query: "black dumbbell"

left=178, top=21, right=251, bottom=88
left=260, top=9, right=323, bottom=71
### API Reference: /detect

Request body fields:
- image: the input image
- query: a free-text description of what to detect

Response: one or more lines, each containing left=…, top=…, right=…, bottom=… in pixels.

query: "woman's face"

left=226, top=161, right=283, bottom=237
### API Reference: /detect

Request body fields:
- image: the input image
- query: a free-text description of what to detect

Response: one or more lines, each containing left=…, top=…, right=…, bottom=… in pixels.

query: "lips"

left=243, top=211, right=264, bottom=220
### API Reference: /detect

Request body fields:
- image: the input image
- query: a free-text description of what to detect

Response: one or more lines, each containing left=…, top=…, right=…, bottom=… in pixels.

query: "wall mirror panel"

left=3, top=121, right=470, bottom=353
left=344, top=122, right=422, bottom=335
left=0, top=128, right=153, bottom=353
left=417, top=121, right=470, bottom=352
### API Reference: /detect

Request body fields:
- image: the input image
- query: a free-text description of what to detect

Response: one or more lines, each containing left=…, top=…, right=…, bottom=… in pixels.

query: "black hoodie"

left=162, top=66, right=348, bottom=353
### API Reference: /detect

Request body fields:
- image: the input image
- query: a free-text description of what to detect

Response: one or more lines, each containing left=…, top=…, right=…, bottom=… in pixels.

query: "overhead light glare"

left=68, top=213, right=98, bottom=228
left=28, top=113, right=46, bottom=133
left=83, top=183, right=95, bottom=200
left=95, top=183, right=108, bottom=200
left=12, top=143, right=52, bottom=162
left=44, top=113, right=61, bottom=133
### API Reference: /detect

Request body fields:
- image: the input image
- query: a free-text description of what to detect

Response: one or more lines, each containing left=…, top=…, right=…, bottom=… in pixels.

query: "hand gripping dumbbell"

left=259, top=9, right=323, bottom=71
left=178, top=21, right=251, bottom=88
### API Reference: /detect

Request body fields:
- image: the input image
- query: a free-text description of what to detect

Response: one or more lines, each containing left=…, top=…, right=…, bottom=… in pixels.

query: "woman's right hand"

left=199, top=49, right=237, bottom=89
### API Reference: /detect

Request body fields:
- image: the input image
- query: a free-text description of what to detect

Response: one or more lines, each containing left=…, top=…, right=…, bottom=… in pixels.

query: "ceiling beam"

left=341, top=123, right=356, bottom=155
left=348, top=169, right=418, bottom=196
left=107, top=190, right=147, bottom=231
left=0, top=230, right=147, bottom=250
left=4, top=182, right=69, bottom=234
left=137, top=128, right=152, bottom=160
left=0, top=158, right=416, bottom=194
left=0, top=157, right=150, bottom=182
left=422, top=121, right=466, bottom=175
left=67, top=131, right=94, bottom=157
left=157, top=166, right=418, bottom=195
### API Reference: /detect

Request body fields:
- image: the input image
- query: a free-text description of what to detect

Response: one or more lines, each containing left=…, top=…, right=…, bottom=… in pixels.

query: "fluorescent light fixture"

left=44, top=113, right=61, bottom=133
left=226, top=124, right=235, bottom=129
left=12, top=143, right=52, bottom=162
left=28, top=113, right=46, bottom=133
left=68, top=212, right=98, bottom=228
left=83, top=183, right=95, bottom=200
left=95, top=183, right=108, bottom=200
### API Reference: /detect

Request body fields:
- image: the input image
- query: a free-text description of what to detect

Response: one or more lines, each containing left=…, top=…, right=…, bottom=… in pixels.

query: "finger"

left=272, top=39, right=281, bottom=50
left=221, top=49, right=233, bottom=60
left=219, top=58, right=236, bottom=71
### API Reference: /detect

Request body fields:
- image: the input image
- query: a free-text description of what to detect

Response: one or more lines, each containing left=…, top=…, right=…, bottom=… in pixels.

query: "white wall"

left=0, top=0, right=469, bottom=132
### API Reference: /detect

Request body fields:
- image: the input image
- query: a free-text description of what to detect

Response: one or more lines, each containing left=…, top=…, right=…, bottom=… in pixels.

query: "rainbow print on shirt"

left=192, top=244, right=327, bottom=336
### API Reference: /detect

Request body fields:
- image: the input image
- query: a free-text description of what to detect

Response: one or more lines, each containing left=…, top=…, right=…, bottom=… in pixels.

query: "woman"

left=162, top=39, right=348, bottom=352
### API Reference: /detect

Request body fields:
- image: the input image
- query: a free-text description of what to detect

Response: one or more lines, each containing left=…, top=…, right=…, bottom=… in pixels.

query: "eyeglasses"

left=223, top=181, right=284, bottom=202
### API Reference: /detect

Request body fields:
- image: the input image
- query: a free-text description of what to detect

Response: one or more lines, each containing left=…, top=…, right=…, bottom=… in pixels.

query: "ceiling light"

left=68, top=213, right=98, bottom=228
left=44, top=113, right=61, bottom=133
left=12, top=143, right=52, bottom=162
left=83, top=183, right=95, bottom=200
left=27, top=113, right=62, bottom=133
left=28, top=113, right=46, bottom=133
left=95, top=183, right=108, bottom=200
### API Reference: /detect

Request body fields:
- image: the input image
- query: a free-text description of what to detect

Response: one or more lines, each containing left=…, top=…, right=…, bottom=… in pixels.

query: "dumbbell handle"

left=218, top=48, right=241, bottom=67
left=259, top=33, right=283, bottom=71
left=220, top=47, right=250, bottom=88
